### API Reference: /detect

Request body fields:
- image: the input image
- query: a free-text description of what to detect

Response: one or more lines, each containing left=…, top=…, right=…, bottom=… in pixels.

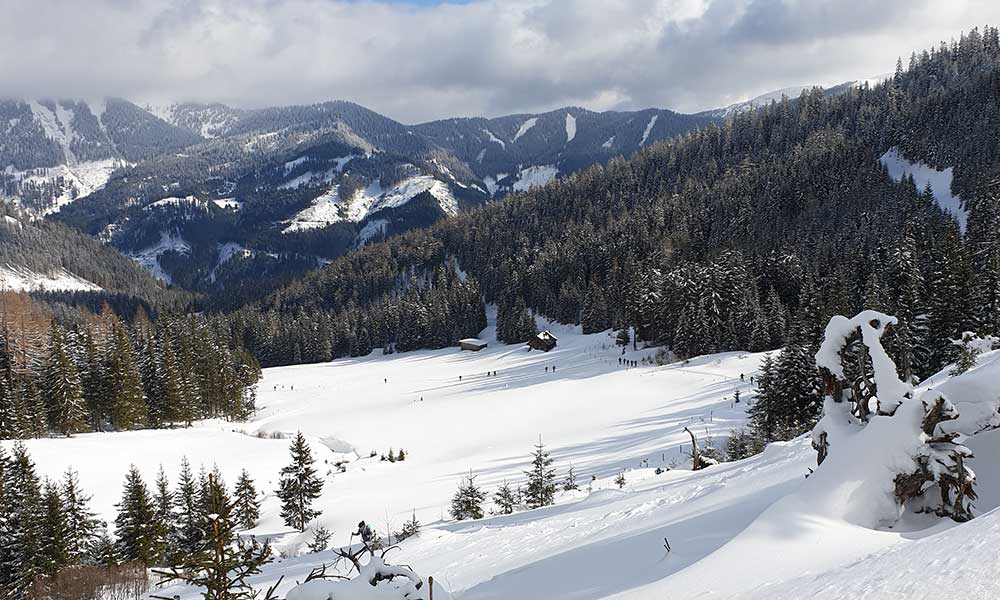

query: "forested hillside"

left=224, top=27, right=1000, bottom=395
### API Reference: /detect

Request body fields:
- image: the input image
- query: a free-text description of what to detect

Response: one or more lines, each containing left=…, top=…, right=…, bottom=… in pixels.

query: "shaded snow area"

left=9, top=316, right=1000, bottom=599
left=128, top=230, right=190, bottom=284
left=279, top=155, right=355, bottom=190
left=512, top=164, right=558, bottom=192
left=3, top=159, right=121, bottom=215
left=640, top=114, right=658, bottom=146
left=880, top=147, right=967, bottom=233
left=355, top=218, right=389, bottom=246
left=0, top=264, right=101, bottom=292
left=482, top=173, right=507, bottom=197
left=29, top=100, right=76, bottom=163
left=565, top=112, right=577, bottom=143
left=602, top=135, right=615, bottom=149
left=207, top=242, right=251, bottom=283
left=513, top=117, right=538, bottom=142
left=283, top=175, right=455, bottom=235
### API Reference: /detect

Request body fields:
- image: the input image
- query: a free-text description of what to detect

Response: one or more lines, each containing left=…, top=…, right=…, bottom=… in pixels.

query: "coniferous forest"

left=2, top=22, right=1000, bottom=600
left=221, top=28, right=1000, bottom=385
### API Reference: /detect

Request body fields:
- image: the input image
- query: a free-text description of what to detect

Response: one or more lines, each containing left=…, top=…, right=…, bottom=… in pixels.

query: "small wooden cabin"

left=527, top=331, right=558, bottom=352
left=459, top=338, right=488, bottom=352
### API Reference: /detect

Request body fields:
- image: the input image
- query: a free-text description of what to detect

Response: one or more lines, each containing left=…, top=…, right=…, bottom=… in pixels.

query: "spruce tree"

left=493, top=481, right=519, bottom=515
left=61, top=468, right=100, bottom=564
left=306, top=525, right=332, bottom=553
left=397, top=510, right=420, bottom=541
left=153, top=465, right=176, bottom=562
left=153, top=473, right=275, bottom=600
left=42, top=326, right=87, bottom=436
left=233, top=469, right=261, bottom=530
left=3, top=443, right=44, bottom=598
left=114, top=465, right=162, bottom=565
left=38, top=479, right=69, bottom=576
left=449, top=472, right=485, bottom=521
left=107, top=326, right=147, bottom=430
left=276, top=432, right=324, bottom=531
left=563, top=465, right=578, bottom=491
left=523, top=437, right=556, bottom=509
left=175, top=457, right=202, bottom=557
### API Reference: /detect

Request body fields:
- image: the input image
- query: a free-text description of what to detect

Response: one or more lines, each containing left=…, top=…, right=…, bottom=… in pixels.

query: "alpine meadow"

left=2, top=1, right=1000, bottom=599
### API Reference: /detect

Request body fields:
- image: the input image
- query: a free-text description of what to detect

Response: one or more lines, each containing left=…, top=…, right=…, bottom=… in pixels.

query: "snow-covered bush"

left=812, top=311, right=976, bottom=523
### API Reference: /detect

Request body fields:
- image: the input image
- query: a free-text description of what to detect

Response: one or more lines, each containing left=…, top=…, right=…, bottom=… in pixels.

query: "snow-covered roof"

left=537, top=331, right=557, bottom=341
left=459, top=338, right=487, bottom=345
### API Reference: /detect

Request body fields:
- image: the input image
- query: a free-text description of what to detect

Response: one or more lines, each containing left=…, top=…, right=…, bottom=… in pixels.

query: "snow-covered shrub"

left=812, top=311, right=976, bottom=523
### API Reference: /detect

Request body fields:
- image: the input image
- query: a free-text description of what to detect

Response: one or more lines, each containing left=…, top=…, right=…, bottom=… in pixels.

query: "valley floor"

left=6, top=317, right=1000, bottom=599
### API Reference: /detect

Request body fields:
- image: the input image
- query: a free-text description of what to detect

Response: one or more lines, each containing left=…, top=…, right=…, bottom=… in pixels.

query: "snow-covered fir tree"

left=493, top=480, right=519, bottom=515
left=233, top=469, right=261, bottom=530
left=277, top=432, right=324, bottom=531
left=523, top=438, right=557, bottom=509
left=114, top=465, right=162, bottom=565
left=450, top=471, right=486, bottom=521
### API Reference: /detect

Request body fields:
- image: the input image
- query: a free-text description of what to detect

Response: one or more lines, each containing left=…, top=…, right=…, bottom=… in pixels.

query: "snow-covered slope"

left=283, top=175, right=457, bottom=234
left=128, top=230, right=191, bottom=284
left=2, top=159, right=122, bottom=215
left=0, top=264, right=102, bottom=292
left=8, top=320, right=1000, bottom=600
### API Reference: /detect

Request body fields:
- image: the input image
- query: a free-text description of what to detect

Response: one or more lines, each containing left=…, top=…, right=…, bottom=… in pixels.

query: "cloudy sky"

left=2, top=0, right=998, bottom=123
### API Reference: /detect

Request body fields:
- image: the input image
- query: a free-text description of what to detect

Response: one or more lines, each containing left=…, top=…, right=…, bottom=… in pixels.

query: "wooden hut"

left=527, top=331, right=558, bottom=352
left=459, top=338, right=488, bottom=352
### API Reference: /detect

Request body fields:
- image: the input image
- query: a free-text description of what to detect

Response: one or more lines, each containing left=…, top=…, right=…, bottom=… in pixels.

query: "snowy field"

left=6, top=315, right=1000, bottom=599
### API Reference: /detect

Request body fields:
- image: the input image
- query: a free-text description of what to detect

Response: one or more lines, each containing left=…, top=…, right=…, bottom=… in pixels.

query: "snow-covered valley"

left=8, top=313, right=1000, bottom=599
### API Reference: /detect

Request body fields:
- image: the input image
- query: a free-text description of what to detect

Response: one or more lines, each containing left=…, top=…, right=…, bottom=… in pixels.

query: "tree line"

left=0, top=292, right=260, bottom=440
left=213, top=28, right=1000, bottom=384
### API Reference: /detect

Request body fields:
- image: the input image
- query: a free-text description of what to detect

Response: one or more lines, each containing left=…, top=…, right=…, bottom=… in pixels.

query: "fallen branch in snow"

left=285, top=539, right=427, bottom=600
left=683, top=427, right=717, bottom=471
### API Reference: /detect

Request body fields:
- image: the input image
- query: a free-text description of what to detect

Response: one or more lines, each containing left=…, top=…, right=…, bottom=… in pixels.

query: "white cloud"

left=1, top=0, right=998, bottom=122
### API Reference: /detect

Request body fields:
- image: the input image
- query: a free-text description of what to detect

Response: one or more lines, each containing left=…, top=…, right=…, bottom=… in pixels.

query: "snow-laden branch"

left=811, top=311, right=976, bottom=524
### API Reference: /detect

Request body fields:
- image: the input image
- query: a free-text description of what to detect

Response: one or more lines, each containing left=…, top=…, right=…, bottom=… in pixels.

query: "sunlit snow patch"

left=565, top=113, right=577, bottom=143
left=880, top=147, right=967, bottom=233
left=512, top=165, right=558, bottom=192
